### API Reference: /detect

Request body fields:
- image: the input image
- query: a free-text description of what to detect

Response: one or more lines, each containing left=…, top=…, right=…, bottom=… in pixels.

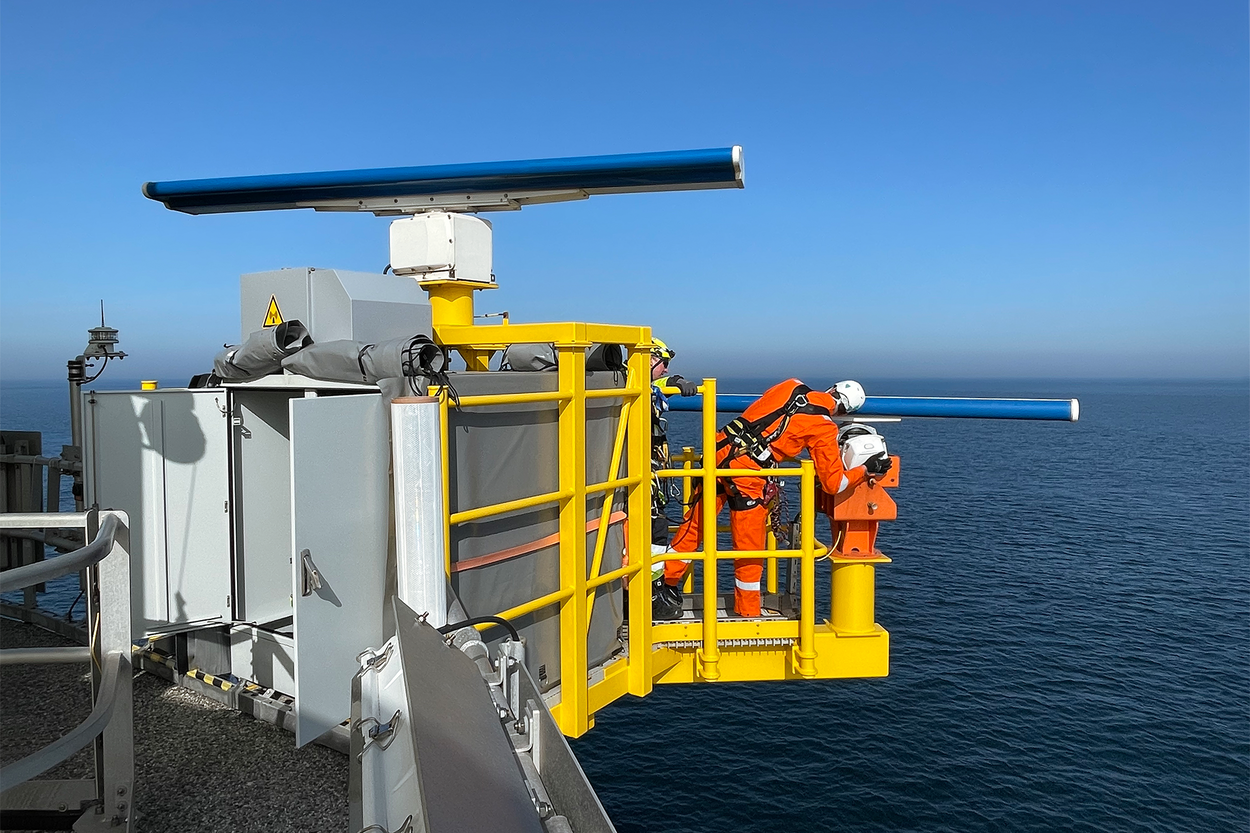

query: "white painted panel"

left=160, top=392, right=232, bottom=626
left=85, top=393, right=169, bottom=632
left=391, top=397, right=445, bottom=626
left=290, top=393, right=388, bottom=747
left=85, top=391, right=231, bottom=637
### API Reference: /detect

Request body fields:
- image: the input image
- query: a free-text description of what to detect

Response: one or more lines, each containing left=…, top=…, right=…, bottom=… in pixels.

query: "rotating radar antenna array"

left=142, top=147, right=744, bottom=286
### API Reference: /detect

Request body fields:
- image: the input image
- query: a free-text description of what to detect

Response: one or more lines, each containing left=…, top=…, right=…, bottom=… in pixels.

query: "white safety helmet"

left=829, top=380, right=866, bottom=414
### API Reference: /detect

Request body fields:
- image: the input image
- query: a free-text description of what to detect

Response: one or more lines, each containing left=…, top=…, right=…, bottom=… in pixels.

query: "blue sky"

left=1, top=1, right=1246, bottom=384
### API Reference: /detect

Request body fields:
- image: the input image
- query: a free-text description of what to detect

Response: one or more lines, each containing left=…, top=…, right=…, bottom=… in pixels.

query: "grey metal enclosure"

left=84, top=384, right=390, bottom=745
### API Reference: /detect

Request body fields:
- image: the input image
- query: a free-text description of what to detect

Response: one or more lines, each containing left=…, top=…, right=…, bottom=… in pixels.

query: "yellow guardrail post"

left=697, top=378, right=721, bottom=681
left=439, top=391, right=452, bottom=577
left=557, top=331, right=590, bottom=734
left=680, top=447, right=695, bottom=594
left=766, top=530, right=778, bottom=595
left=627, top=340, right=653, bottom=696
left=794, top=459, right=818, bottom=678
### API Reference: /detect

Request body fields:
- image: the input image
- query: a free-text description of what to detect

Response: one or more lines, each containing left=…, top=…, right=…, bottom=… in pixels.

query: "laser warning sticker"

left=263, top=295, right=284, bottom=327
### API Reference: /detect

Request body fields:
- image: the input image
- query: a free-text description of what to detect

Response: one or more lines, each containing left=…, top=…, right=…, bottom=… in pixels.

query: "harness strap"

left=716, top=385, right=830, bottom=462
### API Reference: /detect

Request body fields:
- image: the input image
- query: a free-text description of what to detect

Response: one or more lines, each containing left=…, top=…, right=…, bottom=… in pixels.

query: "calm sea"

left=2, top=378, right=1247, bottom=832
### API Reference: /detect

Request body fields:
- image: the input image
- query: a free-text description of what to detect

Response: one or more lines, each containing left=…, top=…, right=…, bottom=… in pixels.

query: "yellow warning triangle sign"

left=263, top=295, right=284, bottom=327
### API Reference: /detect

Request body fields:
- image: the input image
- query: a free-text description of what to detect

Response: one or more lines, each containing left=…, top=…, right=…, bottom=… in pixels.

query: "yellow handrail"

left=494, top=587, right=575, bottom=622
left=449, top=488, right=572, bottom=525
left=587, top=560, right=645, bottom=590
left=455, top=390, right=573, bottom=408
left=586, top=474, right=644, bottom=495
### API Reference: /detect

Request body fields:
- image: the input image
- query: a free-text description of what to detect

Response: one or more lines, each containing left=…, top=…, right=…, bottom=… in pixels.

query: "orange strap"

left=450, top=510, right=629, bottom=573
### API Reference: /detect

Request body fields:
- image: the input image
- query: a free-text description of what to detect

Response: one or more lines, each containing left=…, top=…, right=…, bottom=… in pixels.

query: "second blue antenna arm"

left=665, top=394, right=1080, bottom=421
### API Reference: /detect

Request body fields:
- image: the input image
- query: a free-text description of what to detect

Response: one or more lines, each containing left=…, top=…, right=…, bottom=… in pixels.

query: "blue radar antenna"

left=143, top=147, right=744, bottom=216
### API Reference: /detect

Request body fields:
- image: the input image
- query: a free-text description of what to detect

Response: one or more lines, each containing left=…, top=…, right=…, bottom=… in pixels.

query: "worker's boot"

left=651, top=580, right=683, bottom=620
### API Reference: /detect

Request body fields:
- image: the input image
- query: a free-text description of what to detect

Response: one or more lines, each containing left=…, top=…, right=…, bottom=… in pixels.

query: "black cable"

left=81, top=356, right=109, bottom=384
left=64, top=589, right=84, bottom=621
left=400, top=335, right=460, bottom=406
left=436, top=615, right=520, bottom=642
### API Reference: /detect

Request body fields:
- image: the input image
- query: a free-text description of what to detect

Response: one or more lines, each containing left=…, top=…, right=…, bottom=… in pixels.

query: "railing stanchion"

left=795, top=460, right=818, bottom=677
left=766, top=530, right=778, bottom=595
left=697, top=378, right=721, bottom=681
left=680, top=447, right=696, bottom=594
left=556, top=336, right=590, bottom=732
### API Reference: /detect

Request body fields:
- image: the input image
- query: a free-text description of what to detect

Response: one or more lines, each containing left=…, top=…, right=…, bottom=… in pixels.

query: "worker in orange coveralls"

left=653, top=378, right=892, bottom=619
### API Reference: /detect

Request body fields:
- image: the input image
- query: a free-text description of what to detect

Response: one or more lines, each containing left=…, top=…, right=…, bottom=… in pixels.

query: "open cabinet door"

left=289, top=393, right=389, bottom=746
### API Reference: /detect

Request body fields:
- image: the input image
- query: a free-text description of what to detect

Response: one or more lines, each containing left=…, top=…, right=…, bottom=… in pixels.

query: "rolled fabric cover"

left=500, top=343, right=627, bottom=372
left=280, top=339, right=368, bottom=383
left=213, top=320, right=313, bottom=380
left=280, top=335, right=446, bottom=397
left=500, top=343, right=557, bottom=371
left=586, top=343, right=625, bottom=372
left=360, top=336, right=446, bottom=383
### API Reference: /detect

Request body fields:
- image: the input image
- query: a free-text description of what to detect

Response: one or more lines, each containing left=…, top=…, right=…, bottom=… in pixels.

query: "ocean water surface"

left=570, top=379, right=1249, bottom=833
left=1, top=378, right=1247, bottom=832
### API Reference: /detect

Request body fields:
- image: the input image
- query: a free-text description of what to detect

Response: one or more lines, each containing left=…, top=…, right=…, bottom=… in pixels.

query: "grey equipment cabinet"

left=87, top=386, right=389, bottom=747
left=85, top=389, right=233, bottom=636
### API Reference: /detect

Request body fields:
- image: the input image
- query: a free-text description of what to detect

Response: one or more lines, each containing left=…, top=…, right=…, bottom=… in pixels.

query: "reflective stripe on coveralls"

left=665, top=378, right=869, bottom=617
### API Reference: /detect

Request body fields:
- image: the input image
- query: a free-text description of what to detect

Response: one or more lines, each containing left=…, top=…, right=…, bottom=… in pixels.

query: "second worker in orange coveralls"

left=654, top=378, right=892, bottom=619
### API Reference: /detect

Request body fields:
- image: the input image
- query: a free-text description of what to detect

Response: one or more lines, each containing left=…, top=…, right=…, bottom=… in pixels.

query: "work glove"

left=863, top=452, right=893, bottom=476
left=667, top=375, right=699, bottom=397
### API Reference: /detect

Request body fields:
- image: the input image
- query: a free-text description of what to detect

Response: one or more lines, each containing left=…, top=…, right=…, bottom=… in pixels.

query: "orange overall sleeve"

left=773, top=389, right=867, bottom=495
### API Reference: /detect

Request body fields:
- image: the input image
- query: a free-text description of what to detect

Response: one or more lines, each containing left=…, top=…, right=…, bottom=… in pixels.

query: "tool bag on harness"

left=716, top=384, right=832, bottom=464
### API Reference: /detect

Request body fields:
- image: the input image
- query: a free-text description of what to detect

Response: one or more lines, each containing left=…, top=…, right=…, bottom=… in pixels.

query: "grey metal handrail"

left=0, top=508, right=133, bottom=829
left=0, top=646, right=93, bottom=665
left=0, top=511, right=91, bottom=528
left=0, top=650, right=126, bottom=786
left=0, top=513, right=118, bottom=592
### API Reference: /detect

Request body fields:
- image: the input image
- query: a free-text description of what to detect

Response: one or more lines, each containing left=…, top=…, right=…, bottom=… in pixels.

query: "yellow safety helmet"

left=651, top=337, right=676, bottom=363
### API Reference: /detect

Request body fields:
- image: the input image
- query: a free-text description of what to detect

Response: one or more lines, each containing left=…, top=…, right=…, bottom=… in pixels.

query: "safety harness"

left=717, top=384, right=832, bottom=464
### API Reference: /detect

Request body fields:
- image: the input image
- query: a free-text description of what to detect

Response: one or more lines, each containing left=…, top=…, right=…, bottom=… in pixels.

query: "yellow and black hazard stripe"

left=133, top=642, right=297, bottom=702
left=133, top=643, right=177, bottom=670
left=241, top=681, right=293, bottom=706
left=186, top=668, right=234, bottom=692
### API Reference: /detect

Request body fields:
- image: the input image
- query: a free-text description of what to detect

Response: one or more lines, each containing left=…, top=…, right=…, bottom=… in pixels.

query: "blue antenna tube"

left=143, top=147, right=743, bottom=214
left=665, top=394, right=1080, bottom=421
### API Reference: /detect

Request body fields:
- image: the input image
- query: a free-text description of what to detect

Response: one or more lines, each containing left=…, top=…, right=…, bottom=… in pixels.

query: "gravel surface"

left=1, top=621, right=349, bottom=832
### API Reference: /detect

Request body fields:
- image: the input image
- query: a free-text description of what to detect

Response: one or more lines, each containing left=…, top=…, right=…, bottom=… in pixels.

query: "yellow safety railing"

left=430, top=315, right=888, bottom=735
left=649, top=377, right=890, bottom=687
left=651, top=378, right=826, bottom=680
left=433, top=320, right=655, bottom=737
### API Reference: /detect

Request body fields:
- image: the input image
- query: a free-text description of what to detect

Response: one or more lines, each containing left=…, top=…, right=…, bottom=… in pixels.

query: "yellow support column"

left=831, top=559, right=879, bottom=634
left=557, top=333, right=590, bottom=735
left=422, top=279, right=492, bottom=328
left=680, top=447, right=695, bottom=594
left=794, top=460, right=818, bottom=677
left=627, top=339, right=654, bottom=697
left=697, top=378, right=721, bottom=681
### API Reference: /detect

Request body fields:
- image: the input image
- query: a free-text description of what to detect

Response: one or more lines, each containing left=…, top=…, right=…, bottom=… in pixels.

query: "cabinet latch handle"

left=300, top=549, right=322, bottom=597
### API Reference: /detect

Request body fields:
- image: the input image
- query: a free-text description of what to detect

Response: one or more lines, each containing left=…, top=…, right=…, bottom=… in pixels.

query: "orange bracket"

left=817, top=456, right=901, bottom=556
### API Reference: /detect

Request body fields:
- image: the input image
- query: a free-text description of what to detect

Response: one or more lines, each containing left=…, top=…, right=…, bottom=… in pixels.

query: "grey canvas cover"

left=214, top=319, right=312, bottom=380
left=499, top=343, right=557, bottom=371
left=500, top=343, right=626, bottom=374
left=446, top=371, right=628, bottom=693
left=280, top=336, right=441, bottom=395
